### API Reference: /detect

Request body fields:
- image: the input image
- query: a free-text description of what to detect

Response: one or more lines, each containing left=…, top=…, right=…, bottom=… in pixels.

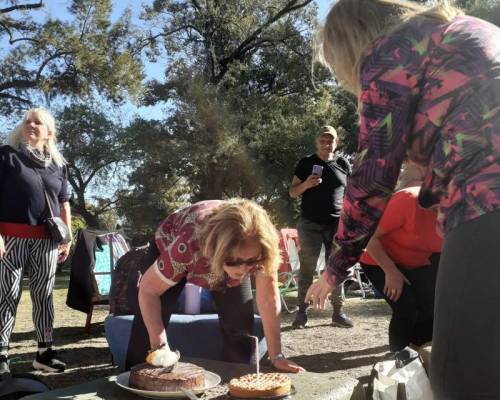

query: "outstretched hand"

left=305, top=273, right=335, bottom=310
left=272, top=357, right=305, bottom=373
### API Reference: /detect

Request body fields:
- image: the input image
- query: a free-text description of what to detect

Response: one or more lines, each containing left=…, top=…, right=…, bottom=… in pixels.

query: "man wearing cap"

left=289, top=126, right=353, bottom=329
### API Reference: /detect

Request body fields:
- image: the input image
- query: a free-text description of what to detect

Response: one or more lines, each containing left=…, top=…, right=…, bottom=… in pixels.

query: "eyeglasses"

left=224, top=257, right=265, bottom=267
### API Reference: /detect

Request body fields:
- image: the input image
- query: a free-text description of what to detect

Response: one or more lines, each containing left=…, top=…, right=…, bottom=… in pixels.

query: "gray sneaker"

left=332, top=312, right=354, bottom=328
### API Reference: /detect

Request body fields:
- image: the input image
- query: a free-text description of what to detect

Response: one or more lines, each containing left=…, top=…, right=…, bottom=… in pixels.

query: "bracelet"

left=269, top=352, right=286, bottom=364
left=148, top=342, right=167, bottom=354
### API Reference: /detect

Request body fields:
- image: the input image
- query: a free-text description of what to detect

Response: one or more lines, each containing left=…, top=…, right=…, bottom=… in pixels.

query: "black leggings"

left=431, top=210, right=500, bottom=400
left=362, top=258, right=439, bottom=352
left=125, top=246, right=255, bottom=369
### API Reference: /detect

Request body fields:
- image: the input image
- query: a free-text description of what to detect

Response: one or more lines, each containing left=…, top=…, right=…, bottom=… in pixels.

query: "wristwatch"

left=269, top=352, right=286, bottom=364
left=148, top=342, right=167, bottom=354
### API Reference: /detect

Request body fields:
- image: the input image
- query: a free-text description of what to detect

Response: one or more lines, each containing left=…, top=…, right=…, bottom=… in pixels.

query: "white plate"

left=115, top=370, right=222, bottom=399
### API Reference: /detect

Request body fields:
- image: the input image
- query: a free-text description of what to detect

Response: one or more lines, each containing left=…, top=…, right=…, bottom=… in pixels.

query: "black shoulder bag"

left=36, top=171, right=71, bottom=244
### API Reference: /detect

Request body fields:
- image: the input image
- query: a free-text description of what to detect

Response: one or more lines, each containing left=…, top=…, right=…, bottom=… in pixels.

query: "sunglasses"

left=224, top=257, right=265, bottom=267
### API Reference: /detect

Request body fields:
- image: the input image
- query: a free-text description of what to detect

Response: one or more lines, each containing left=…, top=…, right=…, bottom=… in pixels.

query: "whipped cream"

left=146, top=348, right=180, bottom=367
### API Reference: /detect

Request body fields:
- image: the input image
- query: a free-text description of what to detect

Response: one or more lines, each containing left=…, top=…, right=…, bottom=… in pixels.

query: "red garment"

left=360, top=187, right=442, bottom=269
left=278, top=228, right=299, bottom=274
left=0, top=221, right=50, bottom=239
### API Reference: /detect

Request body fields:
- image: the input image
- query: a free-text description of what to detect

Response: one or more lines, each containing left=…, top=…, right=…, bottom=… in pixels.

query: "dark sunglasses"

left=224, top=257, right=265, bottom=267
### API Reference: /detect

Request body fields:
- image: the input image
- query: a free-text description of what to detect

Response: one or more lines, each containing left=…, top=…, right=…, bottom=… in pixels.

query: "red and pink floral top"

left=327, top=16, right=500, bottom=283
left=154, top=200, right=259, bottom=290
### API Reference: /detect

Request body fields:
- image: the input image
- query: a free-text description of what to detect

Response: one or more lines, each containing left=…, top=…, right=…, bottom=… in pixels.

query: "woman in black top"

left=0, top=108, right=71, bottom=375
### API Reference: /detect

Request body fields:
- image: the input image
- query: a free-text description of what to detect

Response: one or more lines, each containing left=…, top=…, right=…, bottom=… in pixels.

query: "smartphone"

left=312, top=164, right=324, bottom=177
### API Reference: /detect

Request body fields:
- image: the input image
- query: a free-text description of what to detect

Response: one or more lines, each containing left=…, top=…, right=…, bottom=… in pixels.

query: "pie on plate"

left=228, top=373, right=292, bottom=399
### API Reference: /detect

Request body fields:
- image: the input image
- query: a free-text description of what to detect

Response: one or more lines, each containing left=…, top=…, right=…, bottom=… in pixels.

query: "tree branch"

left=215, top=0, right=313, bottom=82
left=0, top=1, right=43, bottom=14
left=0, top=92, right=31, bottom=103
left=35, top=51, right=74, bottom=81
left=0, top=79, right=37, bottom=91
left=95, top=198, right=119, bottom=214
left=0, top=21, right=41, bottom=45
left=83, top=159, right=121, bottom=187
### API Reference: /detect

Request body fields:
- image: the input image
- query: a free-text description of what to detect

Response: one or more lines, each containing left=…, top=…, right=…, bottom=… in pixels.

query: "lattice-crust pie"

left=228, top=373, right=291, bottom=398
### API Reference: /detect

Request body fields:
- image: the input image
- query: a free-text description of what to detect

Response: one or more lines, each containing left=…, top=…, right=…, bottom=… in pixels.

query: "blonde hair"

left=8, top=107, right=66, bottom=167
left=198, top=199, right=281, bottom=279
left=318, top=0, right=463, bottom=95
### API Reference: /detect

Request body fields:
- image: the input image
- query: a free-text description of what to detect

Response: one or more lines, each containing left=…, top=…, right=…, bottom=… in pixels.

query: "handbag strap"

left=34, top=169, right=55, bottom=218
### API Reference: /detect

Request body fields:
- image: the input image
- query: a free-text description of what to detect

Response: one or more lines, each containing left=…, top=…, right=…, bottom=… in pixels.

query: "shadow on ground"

left=289, top=345, right=388, bottom=373
left=11, top=323, right=106, bottom=345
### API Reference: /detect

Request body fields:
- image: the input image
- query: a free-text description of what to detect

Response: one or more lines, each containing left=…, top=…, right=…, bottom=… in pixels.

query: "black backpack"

left=0, top=373, right=50, bottom=399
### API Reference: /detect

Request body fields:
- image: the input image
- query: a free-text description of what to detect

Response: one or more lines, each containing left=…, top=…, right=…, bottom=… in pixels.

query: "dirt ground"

left=9, top=276, right=391, bottom=391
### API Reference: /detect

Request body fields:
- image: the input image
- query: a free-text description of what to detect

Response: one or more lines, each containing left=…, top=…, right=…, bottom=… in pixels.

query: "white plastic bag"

left=372, top=358, right=433, bottom=400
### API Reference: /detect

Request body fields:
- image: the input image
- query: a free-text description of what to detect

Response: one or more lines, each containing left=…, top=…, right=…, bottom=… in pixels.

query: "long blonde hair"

left=198, top=199, right=281, bottom=279
left=318, top=0, right=463, bottom=96
left=7, top=107, right=66, bottom=167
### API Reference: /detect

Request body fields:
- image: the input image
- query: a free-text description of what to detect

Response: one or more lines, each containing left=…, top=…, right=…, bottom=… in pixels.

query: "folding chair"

left=340, top=263, right=371, bottom=301
left=276, top=229, right=301, bottom=313
left=316, top=246, right=369, bottom=301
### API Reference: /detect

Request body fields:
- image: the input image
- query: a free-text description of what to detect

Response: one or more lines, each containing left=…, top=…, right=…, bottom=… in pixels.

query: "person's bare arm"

left=289, top=175, right=320, bottom=199
left=366, top=228, right=410, bottom=302
left=58, top=201, right=72, bottom=262
left=139, top=264, right=172, bottom=350
left=255, top=272, right=304, bottom=372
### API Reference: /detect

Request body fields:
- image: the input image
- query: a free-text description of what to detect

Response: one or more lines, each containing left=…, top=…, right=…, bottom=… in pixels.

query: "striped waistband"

left=0, top=222, right=50, bottom=239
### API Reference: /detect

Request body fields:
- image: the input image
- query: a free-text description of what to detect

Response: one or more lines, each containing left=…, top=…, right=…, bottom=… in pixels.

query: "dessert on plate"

left=129, top=348, right=206, bottom=392
left=228, top=372, right=292, bottom=398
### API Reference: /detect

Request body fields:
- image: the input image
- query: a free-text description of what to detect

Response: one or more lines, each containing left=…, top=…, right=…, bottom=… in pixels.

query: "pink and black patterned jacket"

left=327, top=16, right=500, bottom=283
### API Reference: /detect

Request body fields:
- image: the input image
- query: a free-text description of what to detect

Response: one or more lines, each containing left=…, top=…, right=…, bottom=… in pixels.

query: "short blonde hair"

left=8, top=107, right=65, bottom=167
left=318, top=0, right=462, bottom=95
left=198, top=199, right=281, bottom=279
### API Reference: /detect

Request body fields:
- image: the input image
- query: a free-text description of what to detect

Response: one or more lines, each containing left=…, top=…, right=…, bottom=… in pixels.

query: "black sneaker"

left=292, top=309, right=308, bottom=329
left=332, top=312, right=354, bottom=328
left=0, top=355, right=9, bottom=377
left=33, top=348, right=66, bottom=372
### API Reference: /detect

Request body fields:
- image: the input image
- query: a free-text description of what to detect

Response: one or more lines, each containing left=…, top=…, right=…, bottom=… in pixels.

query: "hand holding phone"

left=312, top=164, right=324, bottom=177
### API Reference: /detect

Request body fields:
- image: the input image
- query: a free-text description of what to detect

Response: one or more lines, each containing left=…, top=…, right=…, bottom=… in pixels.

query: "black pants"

left=125, top=245, right=255, bottom=370
left=431, top=210, right=500, bottom=400
left=362, top=258, right=439, bottom=352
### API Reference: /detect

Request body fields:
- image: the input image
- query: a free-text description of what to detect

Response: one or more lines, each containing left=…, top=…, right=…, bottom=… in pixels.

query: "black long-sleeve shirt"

left=0, top=145, right=69, bottom=225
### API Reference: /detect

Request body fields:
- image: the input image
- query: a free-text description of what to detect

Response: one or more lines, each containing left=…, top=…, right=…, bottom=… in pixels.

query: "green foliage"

left=0, top=0, right=144, bottom=113
left=128, top=0, right=358, bottom=228
left=56, top=101, right=134, bottom=228
left=58, top=214, right=87, bottom=273
left=467, top=1, right=500, bottom=26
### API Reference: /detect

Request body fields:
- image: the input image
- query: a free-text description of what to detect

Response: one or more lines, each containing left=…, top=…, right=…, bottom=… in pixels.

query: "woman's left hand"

left=58, top=242, right=72, bottom=263
left=272, top=357, right=305, bottom=373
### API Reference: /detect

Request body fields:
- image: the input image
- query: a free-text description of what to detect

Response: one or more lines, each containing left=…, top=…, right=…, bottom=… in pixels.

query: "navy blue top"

left=0, top=145, right=69, bottom=225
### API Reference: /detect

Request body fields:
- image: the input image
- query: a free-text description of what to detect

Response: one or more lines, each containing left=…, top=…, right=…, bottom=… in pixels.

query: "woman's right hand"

left=304, top=174, right=321, bottom=189
left=0, top=235, right=5, bottom=260
left=384, top=269, right=410, bottom=302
